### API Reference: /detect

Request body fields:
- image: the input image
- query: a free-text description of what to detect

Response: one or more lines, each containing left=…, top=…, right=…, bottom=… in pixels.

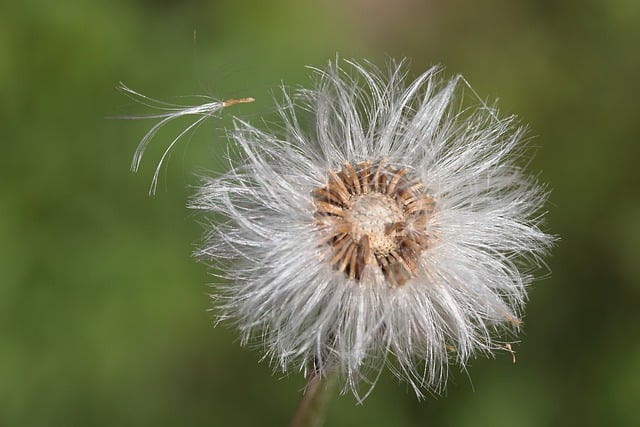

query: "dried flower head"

left=132, top=59, right=554, bottom=399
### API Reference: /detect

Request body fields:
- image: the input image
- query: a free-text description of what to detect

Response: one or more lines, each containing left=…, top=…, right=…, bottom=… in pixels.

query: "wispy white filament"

left=131, top=59, right=554, bottom=400
left=119, top=82, right=253, bottom=194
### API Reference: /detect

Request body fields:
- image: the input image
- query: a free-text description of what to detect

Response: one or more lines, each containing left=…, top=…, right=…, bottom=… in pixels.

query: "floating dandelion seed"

left=130, top=59, right=554, bottom=400
left=118, top=82, right=254, bottom=194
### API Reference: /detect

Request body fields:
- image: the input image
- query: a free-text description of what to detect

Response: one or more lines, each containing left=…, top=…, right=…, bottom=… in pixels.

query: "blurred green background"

left=2, top=0, right=639, bottom=425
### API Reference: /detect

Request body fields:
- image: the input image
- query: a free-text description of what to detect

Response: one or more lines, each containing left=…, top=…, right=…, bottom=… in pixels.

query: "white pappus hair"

left=131, top=59, right=554, bottom=400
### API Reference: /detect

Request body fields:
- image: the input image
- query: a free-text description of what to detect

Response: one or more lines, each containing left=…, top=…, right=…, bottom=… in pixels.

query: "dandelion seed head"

left=131, top=58, right=555, bottom=400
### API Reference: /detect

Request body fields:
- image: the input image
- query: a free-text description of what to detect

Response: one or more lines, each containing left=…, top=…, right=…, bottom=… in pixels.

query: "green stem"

left=289, top=369, right=338, bottom=427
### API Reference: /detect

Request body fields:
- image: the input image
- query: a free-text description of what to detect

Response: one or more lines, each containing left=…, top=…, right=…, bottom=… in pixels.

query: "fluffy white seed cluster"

left=133, top=59, right=554, bottom=399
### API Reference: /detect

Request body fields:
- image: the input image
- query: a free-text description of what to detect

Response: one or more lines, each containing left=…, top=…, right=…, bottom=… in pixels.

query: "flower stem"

left=289, top=369, right=337, bottom=427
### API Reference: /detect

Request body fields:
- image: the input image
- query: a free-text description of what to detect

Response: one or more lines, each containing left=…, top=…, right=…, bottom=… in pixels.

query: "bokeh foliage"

left=2, top=0, right=639, bottom=425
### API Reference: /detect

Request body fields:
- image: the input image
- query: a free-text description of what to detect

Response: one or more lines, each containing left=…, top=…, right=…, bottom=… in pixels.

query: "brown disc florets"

left=313, top=160, right=435, bottom=286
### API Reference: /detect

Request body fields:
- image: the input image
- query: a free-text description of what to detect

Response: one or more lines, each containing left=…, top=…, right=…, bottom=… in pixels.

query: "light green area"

left=2, top=0, right=639, bottom=425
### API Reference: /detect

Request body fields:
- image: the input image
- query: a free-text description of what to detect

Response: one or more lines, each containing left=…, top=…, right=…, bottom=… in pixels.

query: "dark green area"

left=2, top=0, right=638, bottom=425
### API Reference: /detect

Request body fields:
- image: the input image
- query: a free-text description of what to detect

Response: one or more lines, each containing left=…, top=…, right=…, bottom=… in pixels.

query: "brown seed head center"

left=313, top=160, right=435, bottom=287
left=347, top=193, right=403, bottom=256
